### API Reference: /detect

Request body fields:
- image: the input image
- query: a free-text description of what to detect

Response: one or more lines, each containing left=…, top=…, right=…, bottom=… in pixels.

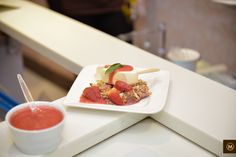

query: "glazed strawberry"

left=82, top=86, right=105, bottom=104
left=114, top=81, right=132, bottom=92
left=107, top=88, right=124, bottom=105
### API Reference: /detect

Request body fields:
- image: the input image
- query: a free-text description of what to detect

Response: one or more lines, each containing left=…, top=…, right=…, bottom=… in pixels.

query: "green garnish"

left=105, top=63, right=123, bottom=74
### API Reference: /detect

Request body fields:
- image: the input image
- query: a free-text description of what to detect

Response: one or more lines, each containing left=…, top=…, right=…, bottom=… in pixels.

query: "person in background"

left=47, top=0, right=133, bottom=37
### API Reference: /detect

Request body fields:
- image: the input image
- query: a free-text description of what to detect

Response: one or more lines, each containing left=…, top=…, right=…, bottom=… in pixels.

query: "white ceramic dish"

left=5, top=101, right=66, bottom=155
left=64, top=65, right=170, bottom=114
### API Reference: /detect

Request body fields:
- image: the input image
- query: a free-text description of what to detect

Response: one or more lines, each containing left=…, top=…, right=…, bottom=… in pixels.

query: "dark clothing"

left=48, top=0, right=133, bottom=37
left=60, top=0, right=124, bottom=16
left=72, top=12, right=132, bottom=36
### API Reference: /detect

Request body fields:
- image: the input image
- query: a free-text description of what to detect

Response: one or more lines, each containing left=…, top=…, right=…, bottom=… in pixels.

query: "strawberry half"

left=82, top=86, right=105, bottom=104
left=114, top=81, right=132, bottom=92
left=107, top=88, right=124, bottom=105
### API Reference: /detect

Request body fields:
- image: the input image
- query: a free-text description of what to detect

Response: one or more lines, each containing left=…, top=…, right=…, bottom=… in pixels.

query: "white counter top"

left=0, top=0, right=236, bottom=156
left=78, top=118, right=216, bottom=157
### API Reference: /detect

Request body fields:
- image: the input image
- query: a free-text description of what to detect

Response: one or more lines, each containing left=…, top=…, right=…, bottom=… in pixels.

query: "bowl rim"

left=167, top=48, right=200, bottom=62
left=5, top=101, right=66, bottom=133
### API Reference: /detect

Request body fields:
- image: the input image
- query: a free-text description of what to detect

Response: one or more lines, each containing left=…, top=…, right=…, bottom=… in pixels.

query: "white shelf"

left=213, top=0, right=236, bottom=5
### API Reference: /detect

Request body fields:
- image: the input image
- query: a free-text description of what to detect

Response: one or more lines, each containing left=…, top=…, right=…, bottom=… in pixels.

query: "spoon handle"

left=17, top=74, right=34, bottom=102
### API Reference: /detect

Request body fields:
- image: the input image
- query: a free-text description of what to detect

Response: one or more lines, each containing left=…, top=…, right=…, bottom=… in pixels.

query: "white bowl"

left=5, top=101, right=66, bottom=155
left=167, top=48, right=200, bottom=71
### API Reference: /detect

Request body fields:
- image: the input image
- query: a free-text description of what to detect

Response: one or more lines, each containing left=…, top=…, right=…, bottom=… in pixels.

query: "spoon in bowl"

left=17, top=74, right=37, bottom=111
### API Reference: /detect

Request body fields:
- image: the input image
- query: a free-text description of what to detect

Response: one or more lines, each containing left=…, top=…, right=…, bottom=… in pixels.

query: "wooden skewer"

left=137, top=68, right=160, bottom=75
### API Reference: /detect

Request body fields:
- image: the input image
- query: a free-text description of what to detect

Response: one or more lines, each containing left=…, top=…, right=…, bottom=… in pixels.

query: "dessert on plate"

left=80, top=63, right=159, bottom=106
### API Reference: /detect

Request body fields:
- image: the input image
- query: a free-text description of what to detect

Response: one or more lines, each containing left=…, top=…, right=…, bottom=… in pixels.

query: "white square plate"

left=64, top=65, right=170, bottom=114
